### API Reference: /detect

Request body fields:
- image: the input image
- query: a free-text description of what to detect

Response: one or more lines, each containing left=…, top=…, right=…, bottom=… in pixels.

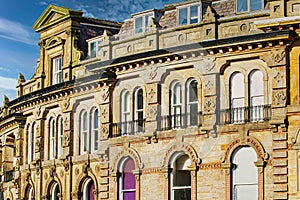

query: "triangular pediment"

left=33, top=5, right=82, bottom=32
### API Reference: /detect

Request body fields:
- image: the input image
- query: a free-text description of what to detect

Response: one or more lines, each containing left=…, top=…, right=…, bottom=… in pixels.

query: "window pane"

left=250, top=0, right=262, bottom=11
left=123, top=159, right=136, bottom=190
left=124, top=91, right=130, bottom=112
left=231, top=73, right=245, bottom=108
left=145, top=14, right=152, bottom=32
left=174, top=188, right=191, bottom=200
left=90, top=42, right=96, bottom=58
left=124, top=191, right=136, bottom=200
left=135, top=17, right=143, bottom=33
left=94, top=110, right=98, bottom=129
left=83, top=112, right=88, bottom=131
left=237, top=0, right=248, bottom=12
left=89, top=182, right=95, bottom=200
left=179, top=8, right=188, bottom=25
left=190, top=5, right=199, bottom=24
left=137, top=89, right=143, bottom=110
left=189, top=80, right=198, bottom=102
left=173, top=83, right=182, bottom=104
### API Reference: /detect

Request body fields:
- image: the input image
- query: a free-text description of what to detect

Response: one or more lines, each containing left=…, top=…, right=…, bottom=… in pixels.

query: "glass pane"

left=145, top=14, right=152, bottom=32
left=174, top=188, right=191, bottom=200
left=123, top=159, right=136, bottom=190
left=83, top=112, right=88, bottom=131
left=189, top=80, right=198, bottom=102
left=173, top=83, right=181, bottom=104
left=189, top=103, right=198, bottom=126
left=250, top=0, right=262, bottom=11
left=123, top=191, right=136, bottom=200
left=90, top=42, right=96, bottom=58
left=190, top=5, right=199, bottom=24
left=89, top=182, right=95, bottom=200
left=94, top=130, right=98, bottom=151
left=84, top=132, right=88, bottom=152
left=124, top=91, right=130, bottom=112
left=234, top=184, right=258, bottom=200
left=94, top=110, right=98, bottom=129
left=135, top=17, right=143, bottom=33
left=179, top=8, right=188, bottom=25
left=237, top=0, right=248, bottom=12
left=137, top=89, right=143, bottom=110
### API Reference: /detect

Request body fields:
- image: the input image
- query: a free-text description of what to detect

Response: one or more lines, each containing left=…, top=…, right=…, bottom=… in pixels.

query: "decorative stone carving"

left=101, top=88, right=110, bottom=102
left=100, top=125, right=109, bottom=140
left=146, top=106, right=158, bottom=121
left=35, top=139, right=41, bottom=152
left=204, top=97, right=216, bottom=114
left=63, top=158, right=70, bottom=171
left=63, top=133, right=70, bottom=147
left=146, top=83, right=160, bottom=104
left=63, top=115, right=70, bottom=130
left=203, top=76, right=216, bottom=96
left=273, top=71, right=285, bottom=88
left=36, top=105, right=42, bottom=118
left=203, top=5, right=216, bottom=22
left=49, top=166, right=56, bottom=178
left=196, top=57, right=216, bottom=73
left=100, top=105, right=109, bottom=123
left=61, top=96, right=71, bottom=111
left=240, top=24, right=248, bottom=32
left=264, top=49, right=286, bottom=66
left=272, top=50, right=285, bottom=63
left=273, top=90, right=286, bottom=106
left=147, top=65, right=158, bottom=81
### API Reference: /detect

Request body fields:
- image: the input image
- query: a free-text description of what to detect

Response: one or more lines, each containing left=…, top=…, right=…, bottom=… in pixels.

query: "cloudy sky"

left=0, top=0, right=182, bottom=103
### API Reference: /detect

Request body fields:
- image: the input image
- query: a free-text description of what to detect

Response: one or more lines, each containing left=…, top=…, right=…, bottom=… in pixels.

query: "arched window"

left=134, top=88, right=144, bottom=133
left=80, top=111, right=88, bottom=154
left=51, top=183, right=60, bottom=200
left=230, top=73, right=245, bottom=123
left=32, top=123, right=37, bottom=161
left=171, top=82, right=182, bottom=128
left=170, top=154, right=191, bottom=200
left=91, top=109, right=99, bottom=152
left=121, top=90, right=131, bottom=134
left=28, top=186, right=34, bottom=199
left=49, top=118, right=55, bottom=159
left=57, top=116, right=63, bottom=158
left=231, top=147, right=258, bottom=199
left=119, top=158, right=136, bottom=200
left=83, top=178, right=95, bottom=200
left=187, top=80, right=198, bottom=126
left=249, top=70, right=264, bottom=122
left=27, top=125, right=32, bottom=164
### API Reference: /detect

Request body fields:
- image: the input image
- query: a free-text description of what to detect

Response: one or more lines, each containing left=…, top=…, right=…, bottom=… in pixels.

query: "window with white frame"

left=91, top=109, right=99, bottom=152
left=231, top=147, right=258, bottom=200
left=171, top=82, right=182, bottom=128
left=178, top=4, right=201, bottom=25
left=57, top=116, right=63, bottom=158
left=187, top=80, right=198, bottom=126
left=237, top=0, right=263, bottom=12
left=121, top=90, right=131, bottom=134
left=134, top=88, right=144, bottom=133
left=32, top=123, right=37, bottom=161
left=119, top=157, right=136, bottom=200
left=135, top=13, right=153, bottom=33
left=170, top=154, right=191, bottom=200
left=249, top=70, right=264, bottom=122
left=80, top=111, right=89, bottom=154
left=51, top=183, right=60, bottom=200
left=88, top=38, right=102, bottom=58
left=83, top=178, right=95, bottom=200
left=49, top=118, right=55, bottom=159
left=52, top=56, right=62, bottom=85
left=230, top=73, right=245, bottom=123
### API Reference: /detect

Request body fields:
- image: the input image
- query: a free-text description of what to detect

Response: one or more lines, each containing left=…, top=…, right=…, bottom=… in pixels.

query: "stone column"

left=222, top=163, right=231, bottom=200
left=161, top=167, right=170, bottom=200
left=132, top=170, right=141, bottom=200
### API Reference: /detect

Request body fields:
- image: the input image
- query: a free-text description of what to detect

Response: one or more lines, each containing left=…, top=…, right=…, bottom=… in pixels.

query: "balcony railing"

left=157, top=112, right=203, bottom=131
left=111, top=119, right=146, bottom=137
left=219, top=105, right=271, bottom=124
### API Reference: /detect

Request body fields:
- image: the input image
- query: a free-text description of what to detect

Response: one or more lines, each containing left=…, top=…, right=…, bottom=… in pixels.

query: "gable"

left=33, top=4, right=82, bottom=32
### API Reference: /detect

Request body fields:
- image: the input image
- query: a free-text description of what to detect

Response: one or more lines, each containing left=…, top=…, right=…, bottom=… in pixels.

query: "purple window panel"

left=123, top=159, right=136, bottom=190
left=89, top=182, right=95, bottom=200
left=124, top=191, right=136, bottom=200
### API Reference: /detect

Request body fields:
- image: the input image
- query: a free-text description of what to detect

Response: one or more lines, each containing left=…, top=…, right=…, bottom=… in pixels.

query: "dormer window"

left=135, top=13, right=153, bottom=33
left=52, top=56, right=62, bottom=84
left=88, top=37, right=102, bottom=59
left=178, top=4, right=201, bottom=25
left=237, top=0, right=263, bottom=12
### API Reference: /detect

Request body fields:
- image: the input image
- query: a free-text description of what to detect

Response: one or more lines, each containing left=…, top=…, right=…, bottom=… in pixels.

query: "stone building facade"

left=0, top=0, right=300, bottom=199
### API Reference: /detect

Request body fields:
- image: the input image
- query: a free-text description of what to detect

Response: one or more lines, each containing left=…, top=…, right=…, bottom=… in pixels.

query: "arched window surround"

left=82, top=178, right=96, bottom=200
left=118, top=157, right=137, bottom=200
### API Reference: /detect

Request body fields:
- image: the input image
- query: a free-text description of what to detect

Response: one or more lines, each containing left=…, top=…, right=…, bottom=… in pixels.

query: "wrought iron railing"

left=219, top=105, right=271, bottom=124
left=157, top=112, right=203, bottom=131
left=111, top=119, right=146, bottom=137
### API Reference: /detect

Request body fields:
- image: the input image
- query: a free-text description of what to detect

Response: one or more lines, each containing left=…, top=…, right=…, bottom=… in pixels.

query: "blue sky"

left=0, top=0, right=182, bottom=103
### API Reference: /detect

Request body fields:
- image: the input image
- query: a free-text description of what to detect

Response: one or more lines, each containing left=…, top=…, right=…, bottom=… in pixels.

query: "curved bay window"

left=80, top=110, right=88, bottom=154
left=170, top=154, right=191, bottom=200
left=91, top=109, right=99, bottom=152
left=230, top=73, right=245, bottom=123
left=121, top=90, right=131, bottom=134
left=83, top=178, right=95, bottom=200
left=187, top=80, right=198, bottom=126
left=119, top=157, right=136, bottom=200
left=171, top=82, right=182, bottom=129
left=249, top=70, right=264, bottom=122
left=231, top=147, right=258, bottom=199
left=134, top=88, right=144, bottom=133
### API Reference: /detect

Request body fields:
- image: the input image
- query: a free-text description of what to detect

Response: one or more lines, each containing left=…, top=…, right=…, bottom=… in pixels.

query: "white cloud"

left=0, top=18, right=38, bottom=45
left=0, top=76, right=18, bottom=90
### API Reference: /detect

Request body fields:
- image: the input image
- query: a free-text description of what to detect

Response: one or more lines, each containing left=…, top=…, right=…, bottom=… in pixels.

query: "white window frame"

left=186, top=79, right=198, bottom=127
left=27, top=125, right=32, bottom=164
left=49, top=118, right=55, bottom=159
left=57, top=116, right=63, bottom=158
left=170, top=153, right=192, bottom=200
left=134, top=13, right=154, bottom=34
left=177, top=3, right=201, bottom=26
left=80, top=111, right=89, bottom=154
left=171, top=82, right=182, bottom=129
left=91, top=109, right=99, bottom=152
left=119, top=157, right=136, bottom=200
left=134, top=88, right=144, bottom=133
left=230, top=73, right=245, bottom=123
left=88, top=37, right=102, bottom=58
left=237, top=0, right=264, bottom=13
left=52, top=56, right=62, bottom=85
left=121, top=90, right=131, bottom=134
